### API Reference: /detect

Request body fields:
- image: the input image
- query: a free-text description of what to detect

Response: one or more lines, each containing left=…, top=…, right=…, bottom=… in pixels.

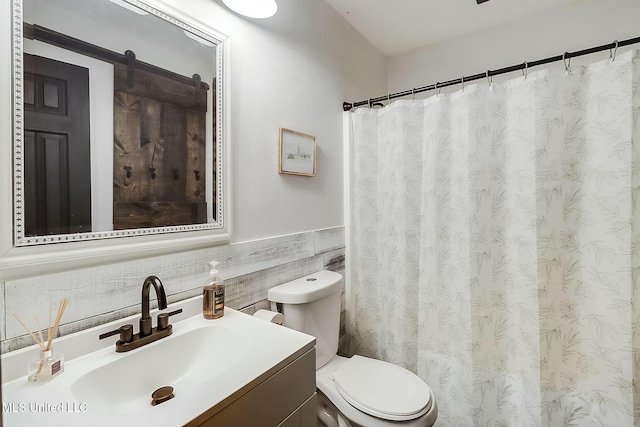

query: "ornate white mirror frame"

left=0, top=0, right=232, bottom=281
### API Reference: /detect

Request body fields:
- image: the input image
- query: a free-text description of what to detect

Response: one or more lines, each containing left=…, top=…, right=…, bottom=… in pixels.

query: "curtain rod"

left=343, top=35, right=640, bottom=111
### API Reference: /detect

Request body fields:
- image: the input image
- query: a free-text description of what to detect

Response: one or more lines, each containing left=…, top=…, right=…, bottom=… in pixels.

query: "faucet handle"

left=99, top=324, right=134, bottom=343
left=157, top=309, right=183, bottom=331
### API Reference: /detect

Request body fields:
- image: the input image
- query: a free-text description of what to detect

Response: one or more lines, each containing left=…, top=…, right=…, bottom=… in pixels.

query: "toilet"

left=268, top=270, right=438, bottom=427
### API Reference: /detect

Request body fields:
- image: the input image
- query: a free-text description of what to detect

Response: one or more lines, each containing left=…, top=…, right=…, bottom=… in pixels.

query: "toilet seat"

left=331, top=355, right=432, bottom=421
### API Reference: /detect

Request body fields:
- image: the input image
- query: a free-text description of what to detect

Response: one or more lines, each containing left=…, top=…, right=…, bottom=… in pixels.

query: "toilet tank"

left=268, top=270, right=343, bottom=368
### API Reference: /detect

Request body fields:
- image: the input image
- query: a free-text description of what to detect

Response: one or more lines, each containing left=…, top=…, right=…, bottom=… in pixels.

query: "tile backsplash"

left=1, top=226, right=344, bottom=354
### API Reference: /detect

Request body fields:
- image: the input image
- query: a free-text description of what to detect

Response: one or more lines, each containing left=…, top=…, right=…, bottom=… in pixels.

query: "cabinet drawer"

left=197, top=347, right=316, bottom=427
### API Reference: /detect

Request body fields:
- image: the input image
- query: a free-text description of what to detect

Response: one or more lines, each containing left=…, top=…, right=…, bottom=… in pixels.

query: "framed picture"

left=278, top=128, right=316, bottom=177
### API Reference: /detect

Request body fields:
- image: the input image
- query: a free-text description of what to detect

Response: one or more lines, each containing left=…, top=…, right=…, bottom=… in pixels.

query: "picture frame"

left=278, top=128, right=316, bottom=177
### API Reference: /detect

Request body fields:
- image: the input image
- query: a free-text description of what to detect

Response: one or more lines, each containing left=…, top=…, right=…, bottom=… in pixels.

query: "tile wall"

left=1, top=227, right=345, bottom=354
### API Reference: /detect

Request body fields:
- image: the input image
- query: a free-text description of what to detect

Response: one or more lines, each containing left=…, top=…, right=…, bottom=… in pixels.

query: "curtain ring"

left=610, top=40, right=619, bottom=62
left=412, top=88, right=416, bottom=104
left=563, top=52, right=571, bottom=72
left=435, top=82, right=441, bottom=97
left=486, top=70, right=492, bottom=87
left=368, top=98, right=372, bottom=108
left=522, top=61, right=528, bottom=79
left=461, top=76, right=465, bottom=91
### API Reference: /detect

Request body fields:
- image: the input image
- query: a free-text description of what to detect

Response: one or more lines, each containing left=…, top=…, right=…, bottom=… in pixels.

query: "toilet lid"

left=331, top=355, right=431, bottom=421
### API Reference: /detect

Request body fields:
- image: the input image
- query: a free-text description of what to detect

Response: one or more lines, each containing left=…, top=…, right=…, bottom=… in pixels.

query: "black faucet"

left=99, top=275, right=182, bottom=352
left=140, top=275, right=167, bottom=337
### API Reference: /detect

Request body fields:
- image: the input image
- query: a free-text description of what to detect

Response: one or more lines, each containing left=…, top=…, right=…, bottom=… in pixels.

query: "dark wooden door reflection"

left=23, top=53, right=91, bottom=236
left=112, top=62, right=207, bottom=229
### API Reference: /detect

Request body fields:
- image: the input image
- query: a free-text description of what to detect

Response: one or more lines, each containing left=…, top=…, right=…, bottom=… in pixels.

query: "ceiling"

left=322, top=0, right=578, bottom=56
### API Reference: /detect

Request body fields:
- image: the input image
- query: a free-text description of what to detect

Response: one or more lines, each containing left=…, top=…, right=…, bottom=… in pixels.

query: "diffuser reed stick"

left=12, top=313, right=45, bottom=351
left=13, top=299, right=69, bottom=382
left=46, top=298, right=68, bottom=351
left=34, top=315, right=44, bottom=349
left=47, top=301, right=52, bottom=346
left=12, top=299, right=68, bottom=350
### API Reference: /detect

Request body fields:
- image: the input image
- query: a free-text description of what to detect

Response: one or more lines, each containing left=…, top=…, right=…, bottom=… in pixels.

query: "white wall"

left=2, top=0, right=386, bottom=244
left=24, top=0, right=217, bottom=82
left=228, top=0, right=385, bottom=241
left=150, top=0, right=387, bottom=242
left=388, top=0, right=640, bottom=96
left=0, top=0, right=385, bottom=350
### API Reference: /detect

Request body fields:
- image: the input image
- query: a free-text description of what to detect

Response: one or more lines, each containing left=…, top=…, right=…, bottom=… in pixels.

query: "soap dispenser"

left=203, top=260, right=225, bottom=319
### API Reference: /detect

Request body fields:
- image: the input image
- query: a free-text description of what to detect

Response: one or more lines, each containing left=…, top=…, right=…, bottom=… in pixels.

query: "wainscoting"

left=1, top=226, right=344, bottom=354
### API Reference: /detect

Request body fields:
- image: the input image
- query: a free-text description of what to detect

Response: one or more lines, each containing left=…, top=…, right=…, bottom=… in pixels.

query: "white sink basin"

left=1, top=303, right=315, bottom=427
left=71, top=325, right=252, bottom=415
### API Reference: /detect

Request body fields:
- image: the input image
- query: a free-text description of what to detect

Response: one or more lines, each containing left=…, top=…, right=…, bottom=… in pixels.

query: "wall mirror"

left=1, top=0, right=231, bottom=279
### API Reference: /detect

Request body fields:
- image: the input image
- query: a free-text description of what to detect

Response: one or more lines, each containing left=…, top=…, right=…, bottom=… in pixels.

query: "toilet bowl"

left=268, top=270, right=438, bottom=427
left=316, top=355, right=437, bottom=427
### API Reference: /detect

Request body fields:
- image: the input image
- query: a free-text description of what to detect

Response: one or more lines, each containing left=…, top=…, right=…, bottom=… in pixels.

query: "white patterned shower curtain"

left=347, top=50, right=640, bottom=426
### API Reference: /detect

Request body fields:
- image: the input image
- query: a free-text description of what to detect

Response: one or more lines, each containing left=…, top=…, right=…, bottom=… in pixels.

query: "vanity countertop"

left=1, top=301, right=315, bottom=426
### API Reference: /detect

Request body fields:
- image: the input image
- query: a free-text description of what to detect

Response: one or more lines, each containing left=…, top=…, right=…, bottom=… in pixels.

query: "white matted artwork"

left=278, top=128, right=316, bottom=176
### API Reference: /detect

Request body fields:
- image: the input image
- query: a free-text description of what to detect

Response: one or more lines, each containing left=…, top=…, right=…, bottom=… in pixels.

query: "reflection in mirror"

left=14, top=0, right=225, bottom=245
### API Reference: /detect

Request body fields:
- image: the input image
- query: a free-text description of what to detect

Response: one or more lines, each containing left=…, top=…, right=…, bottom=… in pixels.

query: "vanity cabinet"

left=191, top=347, right=317, bottom=427
left=2, top=307, right=316, bottom=427
left=277, top=394, right=317, bottom=427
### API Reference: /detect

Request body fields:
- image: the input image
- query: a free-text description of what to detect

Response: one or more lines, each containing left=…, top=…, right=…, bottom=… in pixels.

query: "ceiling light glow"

left=183, top=30, right=216, bottom=47
left=221, top=0, right=278, bottom=18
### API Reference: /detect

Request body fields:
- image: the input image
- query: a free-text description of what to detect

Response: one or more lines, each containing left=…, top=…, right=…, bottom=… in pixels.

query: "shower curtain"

left=348, top=50, right=640, bottom=426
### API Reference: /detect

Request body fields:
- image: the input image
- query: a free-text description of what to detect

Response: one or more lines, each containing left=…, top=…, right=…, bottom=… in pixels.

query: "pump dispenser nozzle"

left=209, top=260, right=219, bottom=280
left=203, top=260, right=225, bottom=319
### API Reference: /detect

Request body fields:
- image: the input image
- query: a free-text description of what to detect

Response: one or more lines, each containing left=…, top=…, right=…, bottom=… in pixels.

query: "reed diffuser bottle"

left=14, top=299, right=69, bottom=383
left=203, top=260, right=225, bottom=319
left=28, top=349, right=64, bottom=383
